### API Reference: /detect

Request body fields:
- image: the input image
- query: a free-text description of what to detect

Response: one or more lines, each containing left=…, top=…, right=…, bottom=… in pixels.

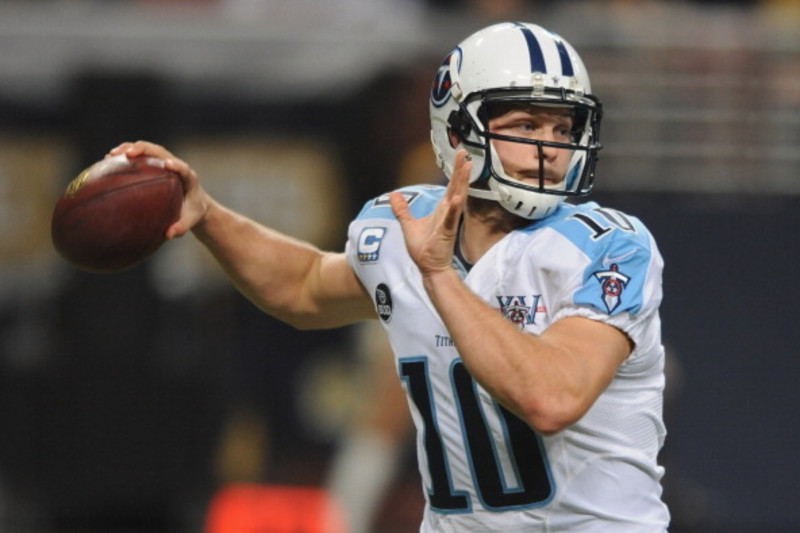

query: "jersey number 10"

left=400, top=358, right=554, bottom=513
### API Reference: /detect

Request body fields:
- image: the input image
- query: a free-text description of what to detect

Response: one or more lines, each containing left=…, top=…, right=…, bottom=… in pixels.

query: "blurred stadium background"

left=0, top=0, right=798, bottom=532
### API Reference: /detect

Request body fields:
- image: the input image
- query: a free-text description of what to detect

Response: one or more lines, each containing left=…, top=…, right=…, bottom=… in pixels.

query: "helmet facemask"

left=459, top=90, right=603, bottom=219
left=429, top=22, right=604, bottom=220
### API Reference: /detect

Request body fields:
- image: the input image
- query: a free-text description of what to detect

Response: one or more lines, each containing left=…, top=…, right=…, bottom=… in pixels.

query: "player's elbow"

left=272, top=299, right=366, bottom=330
left=518, top=394, right=587, bottom=436
left=523, top=412, right=577, bottom=437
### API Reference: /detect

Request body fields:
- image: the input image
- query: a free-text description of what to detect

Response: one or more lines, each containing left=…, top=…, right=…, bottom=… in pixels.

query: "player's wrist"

left=189, top=194, right=220, bottom=237
left=421, top=266, right=462, bottom=295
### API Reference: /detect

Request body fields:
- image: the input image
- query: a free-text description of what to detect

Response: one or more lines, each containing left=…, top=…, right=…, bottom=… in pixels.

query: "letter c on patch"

left=358, top=227, right=386, bottom=263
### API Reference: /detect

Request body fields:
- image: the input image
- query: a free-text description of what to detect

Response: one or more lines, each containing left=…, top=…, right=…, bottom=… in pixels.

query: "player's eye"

left=556, top=127, right=573, bottom=141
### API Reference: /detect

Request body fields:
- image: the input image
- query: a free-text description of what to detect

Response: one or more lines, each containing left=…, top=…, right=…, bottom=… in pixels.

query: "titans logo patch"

left=431, top=48, right=461, bottom=108
left=593, top=264, right=630, bottom=313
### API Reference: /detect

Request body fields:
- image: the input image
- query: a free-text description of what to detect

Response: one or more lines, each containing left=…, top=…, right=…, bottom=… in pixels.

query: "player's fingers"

left=451, top=150, right=472, bottom=194
left=165, top=183, right=209, bottom=240
left=438, top=150, right=471, bottom=230
left=106, top=142, right=135, bottom=157
left=163, top=157, right=197, bottom=187
left=107, top=141, right=147, bottom=158
left=132, top=140, right=176, bottom=160
left=389, top=191, right=412, bottom=225
left=165, top=220, right=190, bottom=240
left=443, top=151, right=471, bottom=208
left=440, top=194, right=463, bottom=234
left=107, top=140, right=174, bottom=161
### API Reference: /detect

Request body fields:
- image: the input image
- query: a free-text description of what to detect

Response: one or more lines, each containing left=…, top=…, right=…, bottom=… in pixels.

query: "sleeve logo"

left=594, top=264, right=630, bottom=313
left=357, top=227, right=387, bottom=263
left=375, top=283, right=393, bottom=322
left=496, top=295, right=546, bottom=328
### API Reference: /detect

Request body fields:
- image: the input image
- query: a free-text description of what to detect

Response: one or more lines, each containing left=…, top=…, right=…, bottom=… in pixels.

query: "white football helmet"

left=430, top=22, right=603, bottom=219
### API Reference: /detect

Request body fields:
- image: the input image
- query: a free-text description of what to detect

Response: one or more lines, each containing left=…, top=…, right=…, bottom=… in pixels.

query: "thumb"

left=389, top=191, right=412, bottom=225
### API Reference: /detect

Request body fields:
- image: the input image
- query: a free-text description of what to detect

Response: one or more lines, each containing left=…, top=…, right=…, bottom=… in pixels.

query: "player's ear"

left=447, top=109, right=471, bottom=148
left=448, top=129, right=461, bottom=149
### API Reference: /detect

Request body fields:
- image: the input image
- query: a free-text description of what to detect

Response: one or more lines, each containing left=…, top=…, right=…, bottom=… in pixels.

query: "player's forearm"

left=421, top=268, right=587, bottom=434
left=191, top=199, right=335, bottom=326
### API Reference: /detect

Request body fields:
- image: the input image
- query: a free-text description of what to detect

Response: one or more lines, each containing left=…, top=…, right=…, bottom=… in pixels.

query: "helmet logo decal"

left=431, top=48, right=460, bottom=108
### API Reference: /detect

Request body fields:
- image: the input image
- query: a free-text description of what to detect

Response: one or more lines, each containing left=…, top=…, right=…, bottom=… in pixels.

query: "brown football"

left=51, top=154, right=183, bottom=273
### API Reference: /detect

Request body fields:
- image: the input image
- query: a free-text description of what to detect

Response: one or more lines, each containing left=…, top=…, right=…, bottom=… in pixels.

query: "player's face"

left=487, top=105, right=574, bottom=188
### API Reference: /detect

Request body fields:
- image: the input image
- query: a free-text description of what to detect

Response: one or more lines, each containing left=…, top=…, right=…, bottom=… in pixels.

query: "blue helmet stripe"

left=515, top=24, right=547, bottom=74
left=553, top=37, right=574, bottom=76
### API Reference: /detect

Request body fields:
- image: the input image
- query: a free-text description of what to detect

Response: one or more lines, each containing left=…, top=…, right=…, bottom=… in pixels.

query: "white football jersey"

left=345, top=185, right=670, bottom=532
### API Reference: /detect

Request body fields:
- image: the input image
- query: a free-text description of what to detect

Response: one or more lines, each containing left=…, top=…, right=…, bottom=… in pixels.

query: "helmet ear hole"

left=447, top=130, right=460, bottom=149
left=447, top=110, right=472, bottom=144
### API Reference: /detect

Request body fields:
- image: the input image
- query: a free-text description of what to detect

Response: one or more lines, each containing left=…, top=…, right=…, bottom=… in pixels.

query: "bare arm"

left=109, top=141, right=375, bottom=330
left=418, top=267, right=630, bottom=435
left=389, top=150, right=631, bottom=434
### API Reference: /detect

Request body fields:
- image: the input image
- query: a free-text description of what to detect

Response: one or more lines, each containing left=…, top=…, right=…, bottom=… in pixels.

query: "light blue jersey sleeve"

left=546, top=202, right=663, bottom=318
left=354, top=185, right=445, bottom=222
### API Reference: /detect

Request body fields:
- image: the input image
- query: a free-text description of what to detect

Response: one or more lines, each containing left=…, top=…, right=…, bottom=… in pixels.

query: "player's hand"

left=390, top=149, right=472, bottom=277
left=107, top=141, right=209, bottom=239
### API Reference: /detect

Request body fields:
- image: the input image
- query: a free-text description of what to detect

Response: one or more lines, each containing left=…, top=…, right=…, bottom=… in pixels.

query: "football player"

left=110, top=22, right=669, bottom=532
